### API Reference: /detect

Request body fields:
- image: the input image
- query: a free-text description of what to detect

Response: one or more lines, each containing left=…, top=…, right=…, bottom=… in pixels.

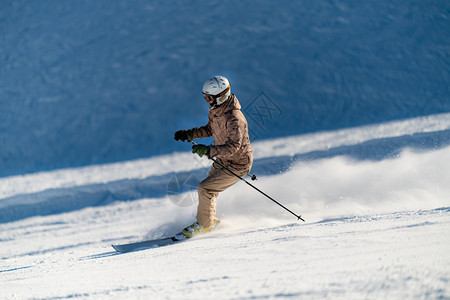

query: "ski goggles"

left=203, top=93, right=216, bottom=103
left=202, top=84, right=231, bottom=103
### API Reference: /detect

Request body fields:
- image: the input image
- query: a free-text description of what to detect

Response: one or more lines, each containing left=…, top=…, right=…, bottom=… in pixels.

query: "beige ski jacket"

left=191, top=94, right=253, bottom=170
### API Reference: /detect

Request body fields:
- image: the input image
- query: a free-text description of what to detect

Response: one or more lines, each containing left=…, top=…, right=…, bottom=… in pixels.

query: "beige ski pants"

left=197, top=162, right=250, bottom=228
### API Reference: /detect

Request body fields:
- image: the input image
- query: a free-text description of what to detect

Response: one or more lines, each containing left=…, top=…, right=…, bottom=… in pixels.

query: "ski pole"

left=191, top=141, right=305, bottom=222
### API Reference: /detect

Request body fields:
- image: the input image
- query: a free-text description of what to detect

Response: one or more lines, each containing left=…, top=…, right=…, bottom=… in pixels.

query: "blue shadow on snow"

left=0, top=129, right=448, bottom=224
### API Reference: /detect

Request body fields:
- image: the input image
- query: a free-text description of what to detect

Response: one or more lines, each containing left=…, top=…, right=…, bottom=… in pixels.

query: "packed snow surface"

left=1, top=0, right=449, bottom=176
left=2, top=1, right=449, bottom=298
left=1, top=114, right=449, bottom=299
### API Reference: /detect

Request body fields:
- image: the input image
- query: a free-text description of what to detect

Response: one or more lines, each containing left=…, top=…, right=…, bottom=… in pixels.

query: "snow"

left=1, top=0, right=449, bottom=298
left=1, top=0, right=449, bottom=176
left=3, top=209, right=449, bottom=299
left=1, top=114, right=449, bottom=299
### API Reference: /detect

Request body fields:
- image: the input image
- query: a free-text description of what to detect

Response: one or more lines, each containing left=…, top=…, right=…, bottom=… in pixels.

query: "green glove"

left=192, top=144, right=210, bottom=158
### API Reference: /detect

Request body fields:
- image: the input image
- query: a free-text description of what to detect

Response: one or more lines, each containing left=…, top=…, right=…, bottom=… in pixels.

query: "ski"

left=112, top=235, right=185, bottom=253
left=112, top=221, right=221, bottom=253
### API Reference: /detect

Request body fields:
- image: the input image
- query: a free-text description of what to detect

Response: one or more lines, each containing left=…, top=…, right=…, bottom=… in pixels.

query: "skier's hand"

left=192, top=144, right=210, bottom=158
left=174, top=129, right=193, bottom=142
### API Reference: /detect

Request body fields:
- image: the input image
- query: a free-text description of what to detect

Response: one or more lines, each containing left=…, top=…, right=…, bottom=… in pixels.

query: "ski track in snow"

left=0, top=114, right=449, bottom=299
left=0, top=206, right=449, bottom=299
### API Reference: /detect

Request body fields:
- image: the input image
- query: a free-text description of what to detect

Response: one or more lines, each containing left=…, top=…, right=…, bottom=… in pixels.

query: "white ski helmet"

left=202, top=76, right=231, bottom=106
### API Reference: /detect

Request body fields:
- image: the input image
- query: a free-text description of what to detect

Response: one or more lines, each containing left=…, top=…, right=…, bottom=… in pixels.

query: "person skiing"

left=174, top=75, right=253, bottom=238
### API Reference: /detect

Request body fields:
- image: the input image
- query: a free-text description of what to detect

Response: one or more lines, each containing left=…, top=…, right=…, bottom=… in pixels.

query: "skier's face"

left=203, top=93, right=215, bottom=104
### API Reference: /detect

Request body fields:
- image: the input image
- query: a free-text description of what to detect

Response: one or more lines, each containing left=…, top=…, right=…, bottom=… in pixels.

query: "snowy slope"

left=1, top=114, right=449, bottom=299
left=1, top=113, right=449, bottom=223
left=1, top=0, right=449, bottom=177
left=1, top=206, right=449, bottom=299
left=1, top=1, right=449, bottom=297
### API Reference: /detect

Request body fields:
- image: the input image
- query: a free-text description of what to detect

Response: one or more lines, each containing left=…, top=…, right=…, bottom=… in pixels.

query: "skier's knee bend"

left=198, top=181, right=214, bottom=195
left=198, top=185, right=211, bottom=199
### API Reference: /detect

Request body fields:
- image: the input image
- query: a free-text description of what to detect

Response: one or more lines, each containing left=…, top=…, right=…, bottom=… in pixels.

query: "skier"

left=174, top=76, right=253, bottom=238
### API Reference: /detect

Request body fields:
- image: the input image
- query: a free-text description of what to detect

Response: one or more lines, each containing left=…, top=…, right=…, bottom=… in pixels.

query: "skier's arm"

left=191, top=122, right=213, bottom=139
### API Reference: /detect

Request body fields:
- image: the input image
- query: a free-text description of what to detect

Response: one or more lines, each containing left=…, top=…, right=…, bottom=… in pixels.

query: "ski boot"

left=180, top=219, right=221, bottom=239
